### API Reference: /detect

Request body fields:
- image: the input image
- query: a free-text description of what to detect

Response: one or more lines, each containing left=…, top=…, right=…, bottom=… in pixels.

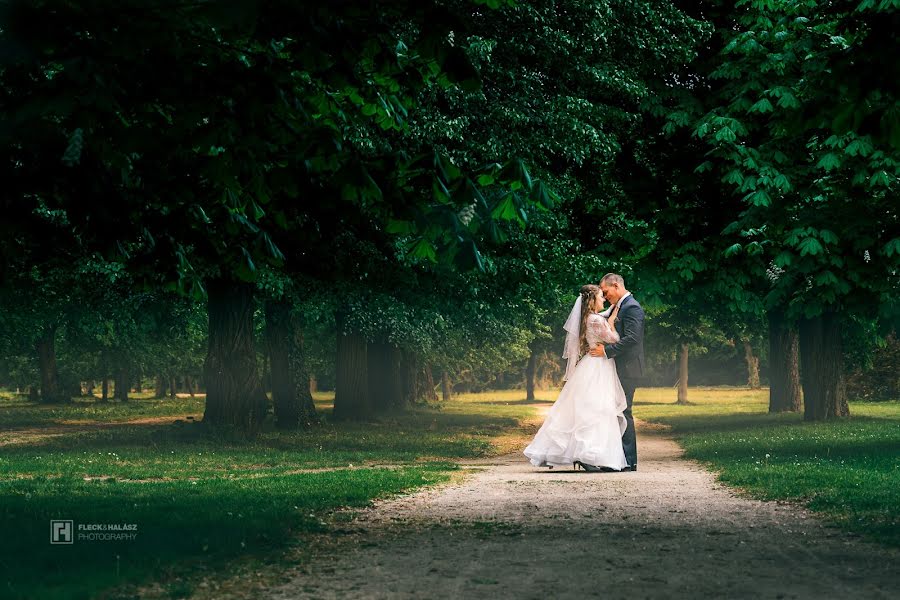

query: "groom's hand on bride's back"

left=589, top=346, right=606, bottom=357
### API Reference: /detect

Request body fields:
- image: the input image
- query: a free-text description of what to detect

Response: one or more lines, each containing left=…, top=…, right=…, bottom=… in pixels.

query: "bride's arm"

left=591, top=314, right=620, bottom=345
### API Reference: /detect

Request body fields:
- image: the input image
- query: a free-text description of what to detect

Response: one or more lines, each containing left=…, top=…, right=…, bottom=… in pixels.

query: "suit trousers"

left=620, top=377, right=639, bottom=467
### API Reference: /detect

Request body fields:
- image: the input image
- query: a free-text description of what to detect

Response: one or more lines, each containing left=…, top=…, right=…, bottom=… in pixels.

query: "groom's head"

left=599, top=273, right=626, bottom=304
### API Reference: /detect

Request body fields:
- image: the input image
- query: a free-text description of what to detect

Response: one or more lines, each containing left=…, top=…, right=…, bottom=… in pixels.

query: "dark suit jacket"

left=603, top=294, right=645, bottom=381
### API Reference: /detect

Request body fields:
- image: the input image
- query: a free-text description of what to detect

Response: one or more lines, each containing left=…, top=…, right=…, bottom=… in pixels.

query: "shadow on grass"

left=650, top=402, right=900, bottom=548
left=0, top=466, right=451, bottom=600
left=693, top=434, right=900, bottom=462
left=1, top=396, right=502, bottom=598
left=0, top=391, right=532, bottom=597
left=0, top=396, right=205, bottom=430
left=2, top=405, right=520, bottom=457
left=653, top=410, right=900, bottom=437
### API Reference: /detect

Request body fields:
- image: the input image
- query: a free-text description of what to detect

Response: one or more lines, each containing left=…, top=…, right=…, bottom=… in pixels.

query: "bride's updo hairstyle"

left=579, top=284, right=602, bottom=355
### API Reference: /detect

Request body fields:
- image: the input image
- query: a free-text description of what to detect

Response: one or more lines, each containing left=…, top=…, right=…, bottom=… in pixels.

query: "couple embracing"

left=524, top=273, right=645, bottom=472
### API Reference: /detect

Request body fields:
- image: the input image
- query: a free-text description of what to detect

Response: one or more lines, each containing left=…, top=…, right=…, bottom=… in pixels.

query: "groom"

left=589, top=273, right=645, bottom=471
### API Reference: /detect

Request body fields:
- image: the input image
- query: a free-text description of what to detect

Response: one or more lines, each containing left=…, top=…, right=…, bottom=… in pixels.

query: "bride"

left=523, top=284, right=629, bottom=472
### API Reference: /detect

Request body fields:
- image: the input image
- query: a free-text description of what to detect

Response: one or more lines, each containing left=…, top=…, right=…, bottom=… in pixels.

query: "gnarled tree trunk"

left=265, top=299, right=317, bottom=428
left=676, top=343, right=689, bottom=405
left=768, top=309, right=802, bottom=412
left=799, top=310, right=849, bottom=421
left=202, top=279, right=265, bottom=436
left=332, top=310, right=370, bottom=420
left=169, top=376, right=177, bottom=398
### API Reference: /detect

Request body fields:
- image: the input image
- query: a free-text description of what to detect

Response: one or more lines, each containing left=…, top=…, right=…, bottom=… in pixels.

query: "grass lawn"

left=3, top=386, right=897, bottom=598
left=635, top=387, right=900, bottom=547
left=0, top=390, right=549, bottom=600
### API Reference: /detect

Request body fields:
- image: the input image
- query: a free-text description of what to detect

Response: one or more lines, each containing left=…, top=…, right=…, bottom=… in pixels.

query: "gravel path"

left=268, top=424, right=900, bottom=600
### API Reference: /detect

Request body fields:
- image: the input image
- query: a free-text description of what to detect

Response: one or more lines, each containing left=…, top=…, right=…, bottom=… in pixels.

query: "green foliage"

left=1, top=1, right=895, bottom=432
left=685, top=0, right=900, bottom=320
left=0, top=0, right=548, bottom=300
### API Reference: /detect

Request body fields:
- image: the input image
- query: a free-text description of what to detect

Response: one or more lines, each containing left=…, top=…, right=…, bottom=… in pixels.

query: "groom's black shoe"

left=623, top=464, right=637, bottom=472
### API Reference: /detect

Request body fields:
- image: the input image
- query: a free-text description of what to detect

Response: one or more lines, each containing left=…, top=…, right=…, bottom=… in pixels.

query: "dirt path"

left=262, top=425, right=899, bottom=600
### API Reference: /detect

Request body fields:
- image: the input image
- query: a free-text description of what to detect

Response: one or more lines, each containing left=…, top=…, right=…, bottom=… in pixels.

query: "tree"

left=264, top=298, right=317, bottom=428
left=1, top=0, right=549, bottom=433
left=767, top=307, right=802, bottom=412
left=689, top=0, right=900, bottom=420
left=413, top=0, right=711, bottom=396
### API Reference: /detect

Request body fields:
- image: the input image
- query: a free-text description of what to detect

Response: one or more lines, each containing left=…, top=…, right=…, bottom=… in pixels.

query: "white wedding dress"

left=524, top=313, right=629, bottom=470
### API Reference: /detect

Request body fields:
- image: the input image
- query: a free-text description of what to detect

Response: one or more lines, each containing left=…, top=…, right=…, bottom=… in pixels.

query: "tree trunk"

left=85, top=380, right=95, bottom=397
left=202, top=279, right=265, bottom=436
left=101, top=378, right=109, bottom=402
left=265, top=299, right=317, bottom=429
left=742, top=339, right=761, bottom=389
left=135, top=368, right=143, bottom=393
left=676, top=343, right=689, bottom=405
left=36, top=325, right=64, bottom=404
left=114, top=365, right=129, bottom=402
left=368, top=338, right=403, bottom=414
left=799, top=310, right=849, bottom=421
left=525, top=346, right=538, bottom=402
left=260, top=351, right=269, bottom=394
left=309, top=376, right=317, bottom=395
left=155, top=375, right=168, bottom=399
left=289, top=327, right=317, bottom=423
left=186, top=375, right=196, bottom=397
left=169, top=376, right=177, bottom=398
left=332, top=310, right=370, bottom=421
left=422, top=363, right=438, bottom=403
left=441, top=370, right=452, bottom=403
left=400, top=350, right=418, bottom=409
left=768, top=309, right=802, bottom=413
